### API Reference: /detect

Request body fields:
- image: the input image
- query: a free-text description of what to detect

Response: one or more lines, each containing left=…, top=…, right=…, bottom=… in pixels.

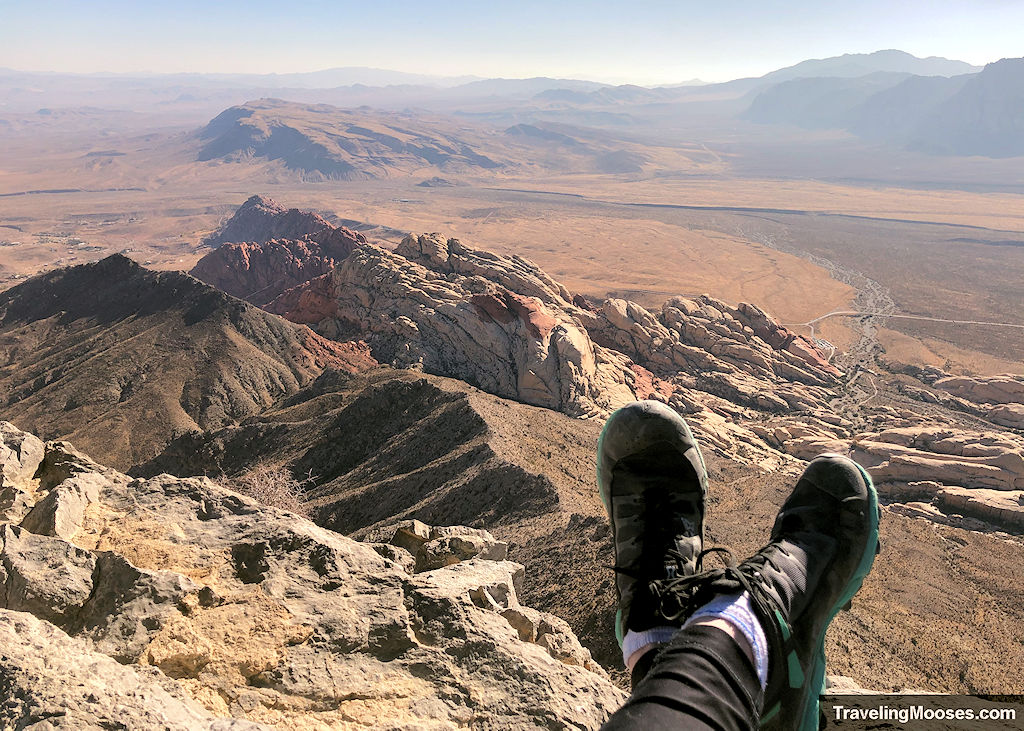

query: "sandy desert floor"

left=2, top=124, right=1023, bottom=373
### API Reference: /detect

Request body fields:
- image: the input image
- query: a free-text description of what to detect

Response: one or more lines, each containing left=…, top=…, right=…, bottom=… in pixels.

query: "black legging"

left=602, top=624, right=763, bottom=731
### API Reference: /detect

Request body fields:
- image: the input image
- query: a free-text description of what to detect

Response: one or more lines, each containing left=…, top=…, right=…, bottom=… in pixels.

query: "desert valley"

left=1, top=43, right=1024, bottom=729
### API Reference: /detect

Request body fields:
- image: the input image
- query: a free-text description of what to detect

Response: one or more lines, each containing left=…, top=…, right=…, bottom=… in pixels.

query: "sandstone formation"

left=267, top=272, right=340, bottom=324
left=276, top=233, right=841, bottom=428
left=933, top=373, right=1024, bottom=406
left=759, top=418, right=1024, bottom=529
left=989, top=403, right=1024, bottom=429
left=202, top=195, right=346, bottom=248
left=302, top=234, right=639, bottom=417
left=192, top=195, right=366, bottom=306
left=0, top=422, right=626, bottom=729
left=0, top=254, right=376, bottom=470
left=937, top=486, right=1024, bottom=530
left=583, top=295, right=842, bottom=414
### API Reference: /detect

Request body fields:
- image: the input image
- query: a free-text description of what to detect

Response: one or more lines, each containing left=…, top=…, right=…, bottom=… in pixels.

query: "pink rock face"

left=786, top=336, right=843, bottom=378
left=268, top=273, right=340, bottom=324
left=190, top=196, right=366, bottom=306
left=471, top=292, right=558, bottom=340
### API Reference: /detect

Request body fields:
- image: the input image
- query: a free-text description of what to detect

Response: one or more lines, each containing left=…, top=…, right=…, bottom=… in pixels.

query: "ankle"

left=688, top=617, right=756, bottom=666
left=683, top=591, right=769, bottom=689
left=622, top=625, right=678, bottom=670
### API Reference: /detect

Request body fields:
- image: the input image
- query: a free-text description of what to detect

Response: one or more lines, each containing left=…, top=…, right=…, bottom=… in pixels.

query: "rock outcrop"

left=302, top=234, right=638, bottom=417
left=764, top=420, right=1024, bottom=529
left=0, top=422, right=625, bottom=729
left=276, top=233, right=841, bottom=426
left=191, top=235, right=363, bottom=306
left=583, top=295, right=842, bottom=413
left=1, top=610, right=265, bottom=730
left=202, top=195, right=346, bottom=248
left=192, top=195, right=366, bottom=306
left=933, top=374, right=1024, bottom=407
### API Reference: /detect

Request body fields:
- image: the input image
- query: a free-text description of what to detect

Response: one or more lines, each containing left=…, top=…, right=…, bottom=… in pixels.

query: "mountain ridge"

left=0, top=254, right=374, bottom=468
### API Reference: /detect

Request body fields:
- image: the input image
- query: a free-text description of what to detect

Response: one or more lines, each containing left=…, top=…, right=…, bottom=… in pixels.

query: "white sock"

left=622, top=626, right=677, bottom=669
left=684, top=591, right=769, bottom=689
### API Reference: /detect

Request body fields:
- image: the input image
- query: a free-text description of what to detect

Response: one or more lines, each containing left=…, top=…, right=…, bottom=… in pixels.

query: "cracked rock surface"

left=0, top=422, right=625, bottom=730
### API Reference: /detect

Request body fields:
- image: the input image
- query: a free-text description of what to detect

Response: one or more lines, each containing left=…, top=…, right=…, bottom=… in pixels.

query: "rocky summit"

left=1, top=195, right=1024, bottom=726
left=0, top=422, right=625, bottom=729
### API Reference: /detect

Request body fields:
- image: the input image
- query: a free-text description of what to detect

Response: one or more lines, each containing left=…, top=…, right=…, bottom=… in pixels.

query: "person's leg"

left=605, top=622, right=762, bottom=731
left=600, top=435, right=880, bottom=731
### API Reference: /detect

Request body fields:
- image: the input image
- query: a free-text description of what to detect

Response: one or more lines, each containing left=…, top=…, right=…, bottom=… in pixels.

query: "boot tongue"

left=760, top=534, right=835, bottom=620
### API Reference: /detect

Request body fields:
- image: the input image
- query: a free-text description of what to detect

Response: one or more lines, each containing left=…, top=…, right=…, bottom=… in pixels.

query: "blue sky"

left=1, top=0, right=1021, bottom=84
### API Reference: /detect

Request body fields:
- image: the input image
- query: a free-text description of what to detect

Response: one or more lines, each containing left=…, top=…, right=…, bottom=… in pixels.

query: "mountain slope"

left=908, top=57, right=1024, bottom=156
left=134, top=366, right=1024, bottom=692
left=744, top=72, right=911, bottom=128
left=0, top=255, right=374, bottom=468
left=198, top=99, right=504, bottom=179
left=745, top=56, right=1024, bottom=157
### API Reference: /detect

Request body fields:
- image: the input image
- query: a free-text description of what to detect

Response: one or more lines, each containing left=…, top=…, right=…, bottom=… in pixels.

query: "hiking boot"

left=658, top=453, right=880, bottom=730
left=596, top=400, right=708, bottom=647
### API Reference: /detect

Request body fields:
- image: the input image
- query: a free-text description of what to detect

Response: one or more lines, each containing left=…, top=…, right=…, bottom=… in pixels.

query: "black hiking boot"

left=653, top=453, right=880, bottom=730
left=596, top=400, right=708, bottom=651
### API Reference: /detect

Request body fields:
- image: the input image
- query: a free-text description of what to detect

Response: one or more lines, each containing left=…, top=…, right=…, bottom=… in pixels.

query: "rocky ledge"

left=0, top=422, right=625, bottom=729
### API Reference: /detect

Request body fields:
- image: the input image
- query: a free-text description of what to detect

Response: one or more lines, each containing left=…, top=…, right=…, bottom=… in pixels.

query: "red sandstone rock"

left=268, top=273, right=341, bottom=324
left=190, top=196, right=366, bottom=306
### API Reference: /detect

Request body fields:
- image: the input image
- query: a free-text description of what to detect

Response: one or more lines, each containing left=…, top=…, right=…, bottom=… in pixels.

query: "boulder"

left=937, top=487, right=1024, bottom=530
left=989, top=403, right=1024, bottom=429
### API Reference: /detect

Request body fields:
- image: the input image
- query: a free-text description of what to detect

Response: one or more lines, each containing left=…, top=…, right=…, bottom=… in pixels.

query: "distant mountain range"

left=745, top=57, right=1024, bottom=157
left=4, top=50, right=1019, bottom=159
left=763, top=49, right=980, bottom=82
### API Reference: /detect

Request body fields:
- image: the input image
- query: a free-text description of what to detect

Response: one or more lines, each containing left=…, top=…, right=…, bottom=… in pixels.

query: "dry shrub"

left=226, top=463, right=311, bottom=518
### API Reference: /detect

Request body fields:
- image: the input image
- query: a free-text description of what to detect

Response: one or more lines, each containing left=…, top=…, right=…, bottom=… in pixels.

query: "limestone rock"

left=0, top=433, right=626, bottom=729
left=0, top=609, right=266, bottom=730
left=367, top=520, right=511, bottom=572
left=0, top=422, right=45, bottom=524
left=20, top=472, right=105, bottom=539
left=0, top=421, right=44, bottom=488
left=0, top=524, right=96, bottom=625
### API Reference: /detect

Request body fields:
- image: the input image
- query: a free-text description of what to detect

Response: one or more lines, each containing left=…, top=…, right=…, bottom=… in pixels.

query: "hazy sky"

left=1, top=0, right=1021, bottom=84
